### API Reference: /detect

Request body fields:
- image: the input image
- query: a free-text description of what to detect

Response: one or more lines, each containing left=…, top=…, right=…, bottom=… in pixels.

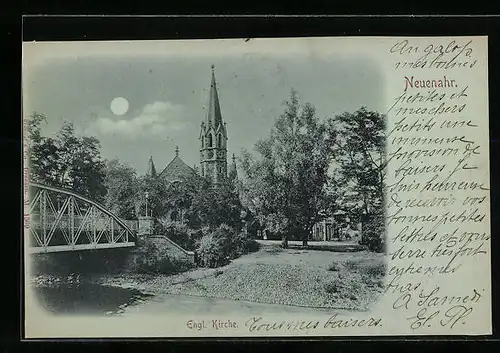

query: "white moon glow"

left=110, top=97, right=129, bottom=115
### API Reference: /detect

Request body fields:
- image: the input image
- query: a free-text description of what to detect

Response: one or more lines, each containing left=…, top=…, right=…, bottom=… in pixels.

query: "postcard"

left=22, top=36, right=491, bottom=337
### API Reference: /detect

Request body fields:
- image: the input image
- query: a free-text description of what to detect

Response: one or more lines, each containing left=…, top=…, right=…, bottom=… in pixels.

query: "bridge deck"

left=29, top=242, right=135, bottom=254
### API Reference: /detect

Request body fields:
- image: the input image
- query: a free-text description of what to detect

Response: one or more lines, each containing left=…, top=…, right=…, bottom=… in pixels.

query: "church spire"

left=228, top=153, right=237, bottom=180
left=206, top=64, right=223, bottom=128
left=147, top=155, right=157, bottom=177
left=199, top=65, right=228, bottom=185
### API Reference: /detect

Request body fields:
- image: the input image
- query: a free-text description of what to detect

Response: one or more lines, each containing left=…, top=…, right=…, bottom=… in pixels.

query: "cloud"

left=86, top=101, right=188, bottom=139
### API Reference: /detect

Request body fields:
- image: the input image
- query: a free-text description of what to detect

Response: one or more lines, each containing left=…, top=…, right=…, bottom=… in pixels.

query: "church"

left=145, top=65, right=237, bottom=184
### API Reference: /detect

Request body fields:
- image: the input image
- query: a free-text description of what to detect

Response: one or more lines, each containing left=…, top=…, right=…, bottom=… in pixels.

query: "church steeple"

left=147, top=156, right=157, bottom=177
left=199, top=65, right=228, bottom=184
left=206, top=64, right=223, bottom=128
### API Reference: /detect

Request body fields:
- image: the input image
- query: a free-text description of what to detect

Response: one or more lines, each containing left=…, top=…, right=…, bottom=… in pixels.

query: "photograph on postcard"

left=22, top=36, right=491, bottom=337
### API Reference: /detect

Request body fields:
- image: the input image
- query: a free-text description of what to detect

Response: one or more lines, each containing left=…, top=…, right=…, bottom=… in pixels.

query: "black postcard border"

left=7, top=14, right=500, bottom=351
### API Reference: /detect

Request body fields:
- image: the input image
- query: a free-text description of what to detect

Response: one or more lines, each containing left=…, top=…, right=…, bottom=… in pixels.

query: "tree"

left=27, top=113, right=106, bottom=201
left=325, top=107, right=386, bottom=251
left=103, top=159, right=139, bottom=219
left=135, top=175, right=170, bottom=219
left=164, top=174, right=205, bottom=227
left=239, top=89, right=330, bottom=247
left=191, top=178, right=244, bottom=231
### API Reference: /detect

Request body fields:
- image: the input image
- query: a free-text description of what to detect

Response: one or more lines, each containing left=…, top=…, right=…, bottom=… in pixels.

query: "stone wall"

left=148, top=235, right=195, bottom=265
left=138, top=216, right=154, bottom=236
left=124, top=235, right=196, bottom=274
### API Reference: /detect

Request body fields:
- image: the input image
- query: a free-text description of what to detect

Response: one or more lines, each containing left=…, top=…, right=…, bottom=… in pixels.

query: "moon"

left=110, top=97, right=129, bottom=115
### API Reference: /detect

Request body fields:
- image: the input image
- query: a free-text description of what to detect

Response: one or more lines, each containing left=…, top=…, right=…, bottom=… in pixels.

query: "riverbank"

left=92, top=242, right=386, bottom=311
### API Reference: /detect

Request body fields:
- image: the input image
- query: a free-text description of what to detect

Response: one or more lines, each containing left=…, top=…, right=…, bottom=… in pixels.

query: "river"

left=31, top=280, right=347, bottom=317
left=32, top=281, right=154, bottom=316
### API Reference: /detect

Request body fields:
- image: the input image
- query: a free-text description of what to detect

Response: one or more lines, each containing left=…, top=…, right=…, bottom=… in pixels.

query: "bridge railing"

left=27, top=183, right=136, bottom=253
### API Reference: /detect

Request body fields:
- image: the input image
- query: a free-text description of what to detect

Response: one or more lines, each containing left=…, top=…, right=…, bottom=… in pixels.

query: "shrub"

left=230, top=231, right=260, bottom=258
left=210, top=223, right=236, bottom=256
left=196, top=225, right=260, bottom=268
left=324, top=273, right=363, bottom=298
left=363, top=261, right=386, bottom=277
left=158, top=221, right=204, bottom=251
left=132, top=238, right=191, bottom=274
left=196, top=233, right=228, bottom=268
left=328, top=262, right=343, bottom=272
left=342, top=259, right=359, bottom=273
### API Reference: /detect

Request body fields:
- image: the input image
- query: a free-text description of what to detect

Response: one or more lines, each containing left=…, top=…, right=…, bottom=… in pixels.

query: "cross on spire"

left=175, top=146, right=179, bottom=157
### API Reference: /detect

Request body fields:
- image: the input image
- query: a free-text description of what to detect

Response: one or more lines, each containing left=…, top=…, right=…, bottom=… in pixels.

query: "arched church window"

left=218, top=134, right=222, bottom=147
left=201, top=138, right=204, bottom=148
left=208, top=134, right=213, bottom=147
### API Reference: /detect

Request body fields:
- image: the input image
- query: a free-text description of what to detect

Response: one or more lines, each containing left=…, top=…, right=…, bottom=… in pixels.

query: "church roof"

left=158, top=147, right=198, bottom=183
left=205, top=65, right=223, bottom=128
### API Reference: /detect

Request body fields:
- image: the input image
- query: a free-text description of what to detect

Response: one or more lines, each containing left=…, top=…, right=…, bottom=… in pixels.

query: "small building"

left=311, top=210, right=359, bottom=241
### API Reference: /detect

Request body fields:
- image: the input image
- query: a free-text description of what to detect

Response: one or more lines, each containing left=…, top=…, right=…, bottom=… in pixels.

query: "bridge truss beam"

left=27, top=183, right=136, bottom=254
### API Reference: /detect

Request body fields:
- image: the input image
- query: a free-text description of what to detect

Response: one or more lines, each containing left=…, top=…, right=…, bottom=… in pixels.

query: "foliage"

left=27, top=113, right=107, bottom=201
left=231, top=231, right=260, bottom=257
left=325, top=108, right=386, bottom=214
left=324, top=107, right=386, bottom=251
left=103, top=159, right=139, bottom=219
left=156, top=220, right=204, bottom=251
left=132, top=238, right=192, bottom=274
left=360, top=208, right=386, bottom=252
left=191, top=179, right=244, bottom=231
left=162, top=175, right=203, bottom=226
left=325, top=257, right=386, bottom=299
left=135, top=175, right=171, bottom=218
left=196, top=233, right=228, bottom=268
left=239, top=89, right=331, bottom=247
left=210, top=223, right=237, bottom=258
left=137, top=170, right=244, bottom=232
left=196, top=224, right=259, bottom=268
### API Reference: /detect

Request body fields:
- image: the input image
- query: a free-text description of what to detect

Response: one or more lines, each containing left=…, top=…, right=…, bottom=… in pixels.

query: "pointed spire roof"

left=228, top=153, right=237, bottom=179
left=147, top=156, right=157, bottom=177
left=206, top=65, right=223, bottom=128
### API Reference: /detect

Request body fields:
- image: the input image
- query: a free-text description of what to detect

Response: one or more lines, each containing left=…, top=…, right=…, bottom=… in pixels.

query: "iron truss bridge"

left=27, top=183, right=136, bottom=254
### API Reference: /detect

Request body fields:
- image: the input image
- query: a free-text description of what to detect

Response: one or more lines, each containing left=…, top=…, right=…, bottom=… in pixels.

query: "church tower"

left=199, top=65, right=228, bottom=184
